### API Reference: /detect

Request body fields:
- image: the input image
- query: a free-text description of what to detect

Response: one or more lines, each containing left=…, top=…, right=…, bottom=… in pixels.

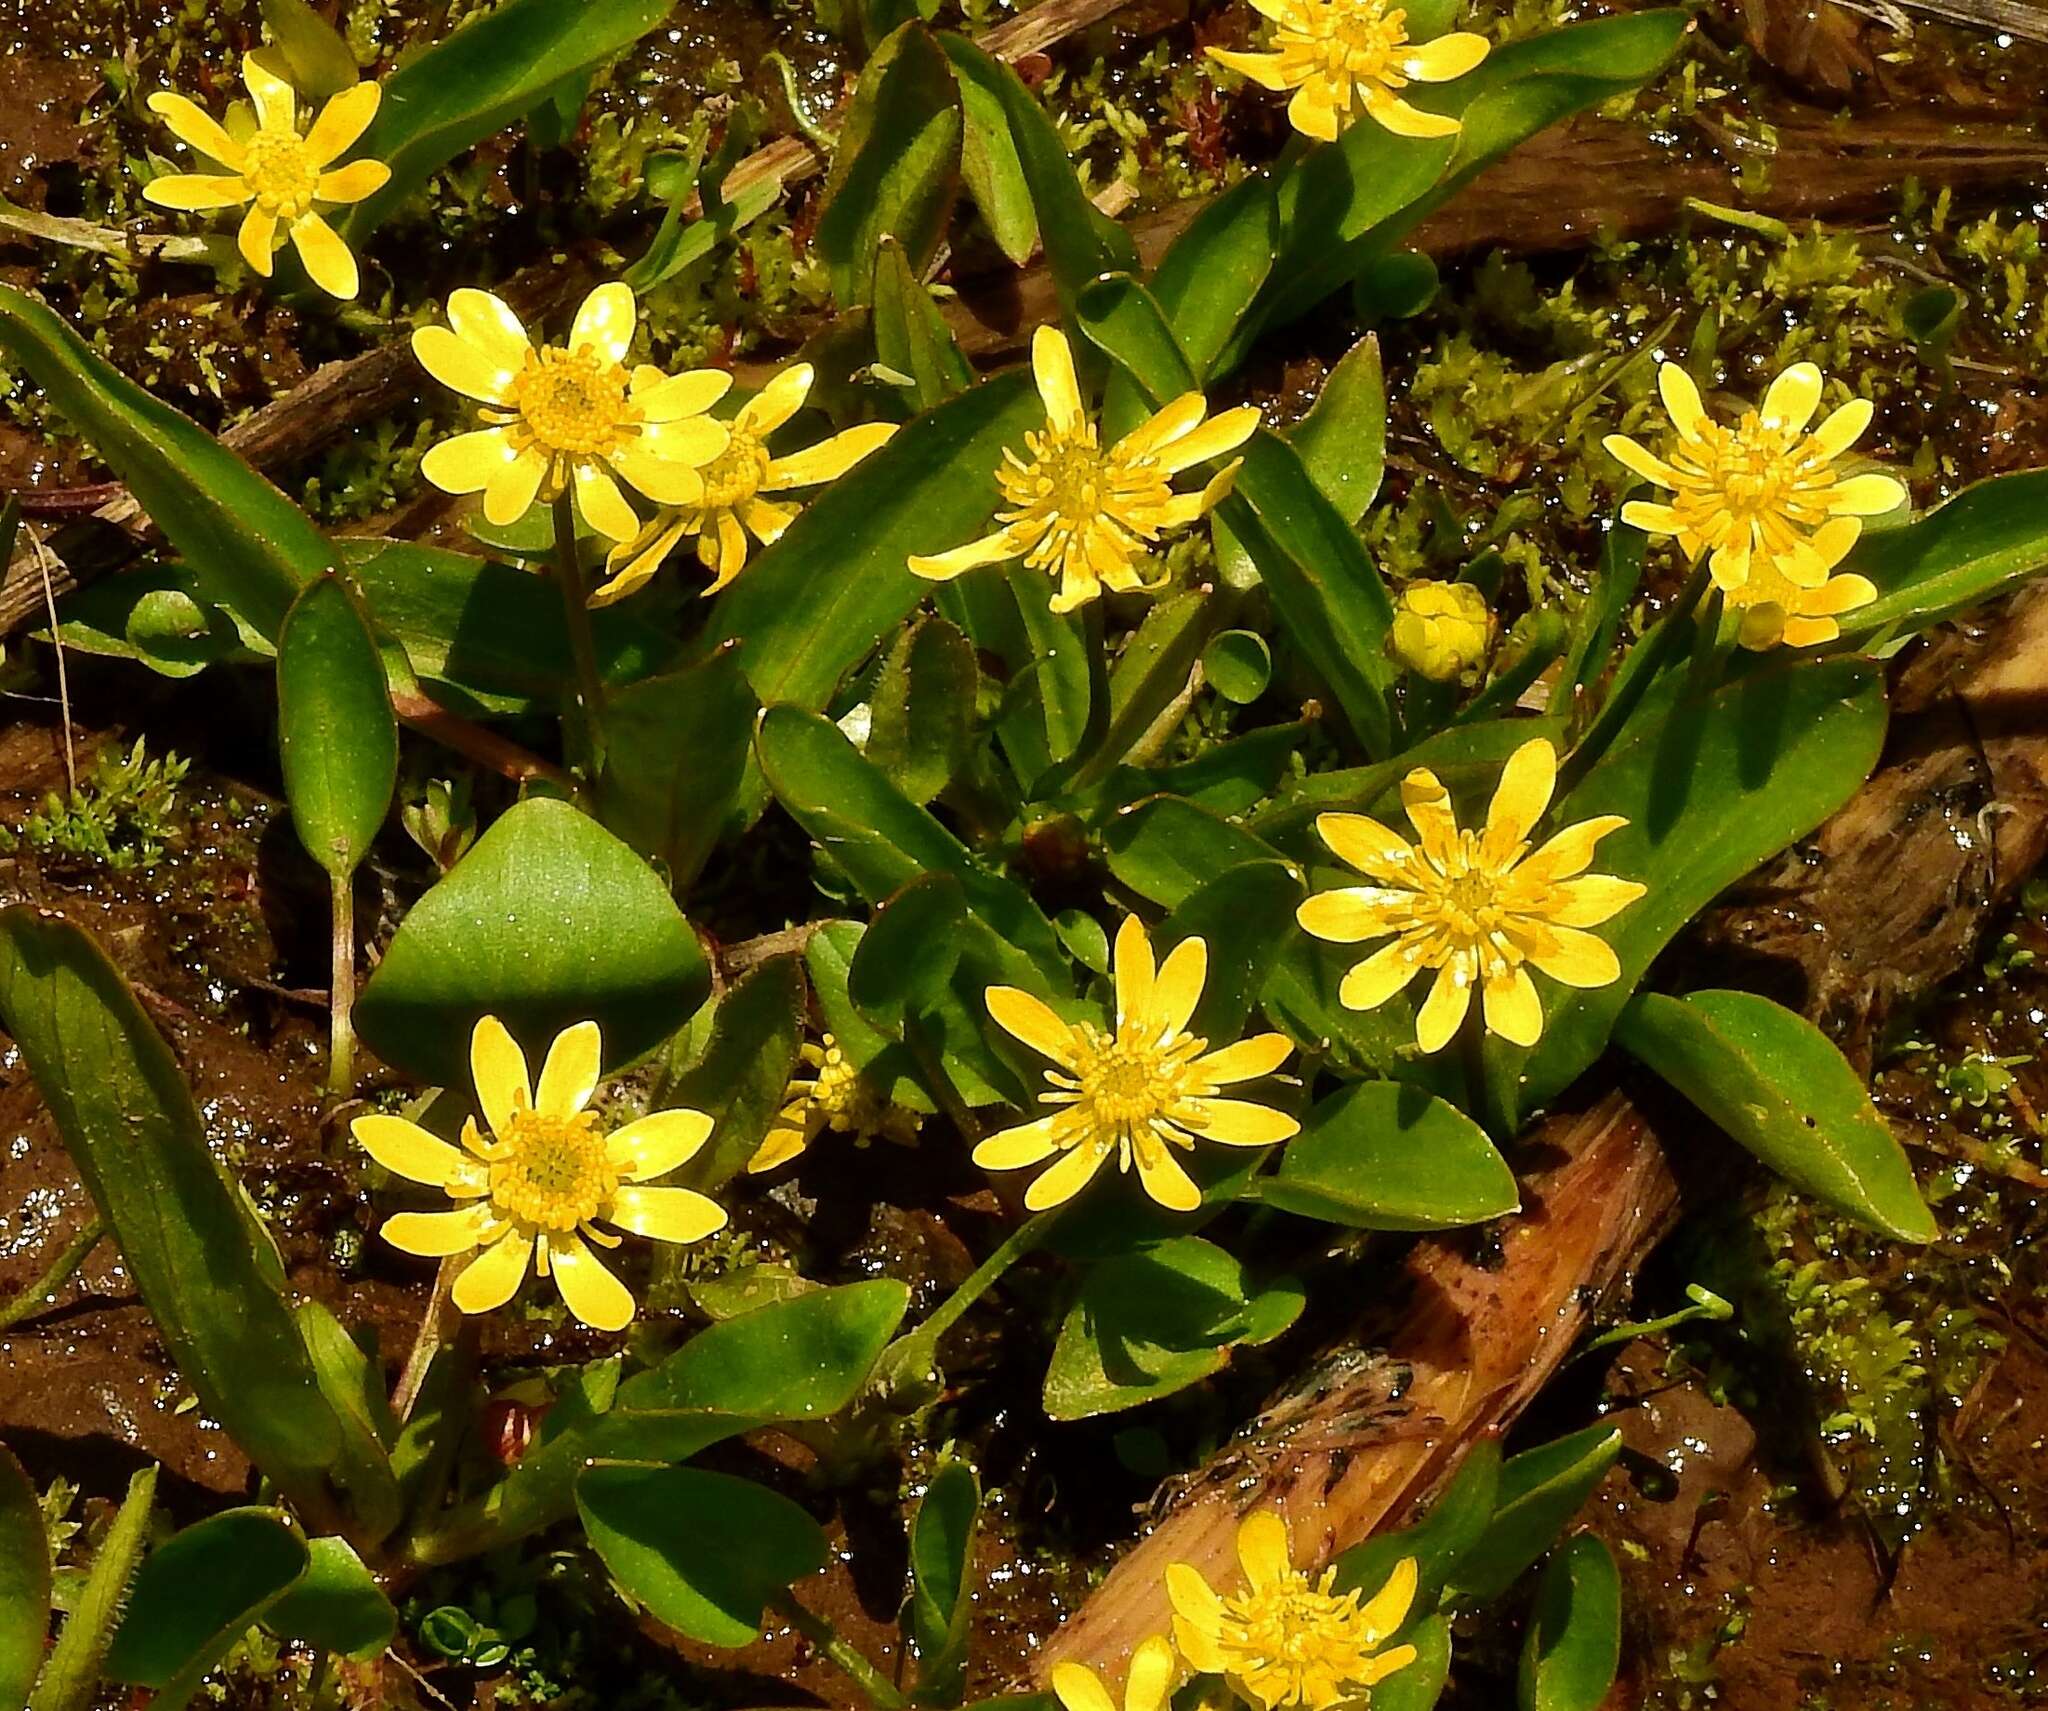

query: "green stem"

left=771, top=1590, right=907, bottom=1711
left=871, top=1206, right=1063, bottom=1398
left=328, top=870, right=354, bottom=1099
left=0, top=1217, right=104, bottom=1330
left=552, top=490, right=607, bottom=792
left=1059, top=598, right=1117, bottom=791
left=1558, top=555, right=1711, bottom=796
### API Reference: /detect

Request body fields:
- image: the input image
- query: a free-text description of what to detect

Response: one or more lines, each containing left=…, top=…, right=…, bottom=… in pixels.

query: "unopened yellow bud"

left=1389, top=580, right=1494, bottom=682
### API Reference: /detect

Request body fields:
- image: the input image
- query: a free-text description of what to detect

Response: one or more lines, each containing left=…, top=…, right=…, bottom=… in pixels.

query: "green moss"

left=3, top=738, right=192, bottom=870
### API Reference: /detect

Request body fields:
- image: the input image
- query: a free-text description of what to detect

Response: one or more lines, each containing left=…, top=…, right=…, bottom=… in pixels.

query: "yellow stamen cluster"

left=746, top=1035, right=922, bottom=1175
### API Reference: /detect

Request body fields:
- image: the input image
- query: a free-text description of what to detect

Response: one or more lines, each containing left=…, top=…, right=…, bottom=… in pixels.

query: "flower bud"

left=1389, top=580, right=1494, bottom=683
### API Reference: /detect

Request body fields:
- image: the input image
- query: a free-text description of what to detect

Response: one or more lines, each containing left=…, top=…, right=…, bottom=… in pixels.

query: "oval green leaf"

left=1261, top=1081, right=1518, bottom=1231
left=1452, top=1425, right=1622, bottom=1607
left=1517, top=1534, right=1622, bottom=1711
left=278, top=574, right=397, bottom=880
left=104, top=1509, right=307, bottom=1698
left=908, top=1454, right=980, bottom=1700
left=261, top=1537, right=396, bottom=1662
left=1202, top=630, right=1273, bottom=705
left=1844, top=467, right=2048, bottom=636
left=0, top=1444, right=47, bottom=1711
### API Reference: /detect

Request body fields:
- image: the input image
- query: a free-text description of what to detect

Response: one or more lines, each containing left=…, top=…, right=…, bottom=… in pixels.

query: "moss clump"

left=3, top=738, right=192, bottom=870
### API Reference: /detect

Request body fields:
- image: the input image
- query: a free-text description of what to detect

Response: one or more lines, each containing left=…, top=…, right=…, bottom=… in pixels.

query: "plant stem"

left=328, top=870, right=354, bottom=1098
left=872, top=1205, right=1062, bottom=1397
left=1558, top=556, right=1711, bottom=795
left=770, top=1589, right=907, bottom=1711
left=0, top=1217, right=104, bottom=1331
left=1058, top=597, right=1117, bottom=790
left=552, top=490, right=607, bottom=792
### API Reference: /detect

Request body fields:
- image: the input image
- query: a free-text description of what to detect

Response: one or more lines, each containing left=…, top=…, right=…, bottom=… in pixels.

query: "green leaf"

left=354, top=796, right=711, bottom=1086
left=339, top=0, right=674, bottom=240
left=1370, top=1615, right=1453, bottom=1711
left=1202, top=630, right=1271, bottom=705
left=104, top=1509, right=307, bottom=1707
left=1158, top=860, right=1303, bottom=1042
left=578, top=1467, right=827, bottom=1648
left=908, top=1454, right=980, bottom=1701
left=28, top=1467, right=153, bottom=1711
left=1147, top=173, right=1279, bottom=382
left=815, top=24, right=962, bottom=308
left=870, top=615, right=980, bottom=805
left=1290, top=334, right=1386, bottom=526
left=0, top=1445, right=47, bottom=1711
left=1099, top=590, right=1212, bottom=768
left=256, top=0, right=359, bottom=98
left=1844, top=468, right=2048, bottom=635
left=1043, top=1237, right=1304, bottom=1420
left=1352, top=249, right=1439, bottom=324
left=660, top=957, right=805, bottom=1193
left=1261, top=1082, right=1518, bottom=1230
left=874, top=238, right=973, bottom=410
left=1517, top=1535, right=1621, bottom=1711
left=0, top=284, right=323, bottom=639
left=940, top=35, right=1039, bottom=266
left=598, top=643, right=757, bottom=887
left=1615, top=990, right=1935, bottom=1241
left=1494, top=656, right=1889, bottom=1124
left=262, top=1538, right=396, bottom=1662
left=806, top=921, right=934, bottom=1110
left=1333, top=1443, right=1500, bottom=1614
left=0, top=913, right=344, bottom=1519
left=291, top=1301, right=401, bottom=1546
left=1451, top=1425, right=1622, bottom=1606
left=757, top=704, right=1063, bottom=980
left=1006, top=566, right=1092, bottom=768
left=277, top=575, right=397, bottom=880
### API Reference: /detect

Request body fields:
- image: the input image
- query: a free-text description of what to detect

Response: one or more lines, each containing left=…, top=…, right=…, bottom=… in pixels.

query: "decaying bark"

left=1033, top=584, right=2048, bottom=1684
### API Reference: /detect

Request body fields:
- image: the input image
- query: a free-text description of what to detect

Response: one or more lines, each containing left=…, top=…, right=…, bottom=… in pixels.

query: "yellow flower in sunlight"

left=1603, top=360, right=1906, bottom=593
left=746, top=1033, right=922, bottom=1175
left=1723, top=516, right=1876, bottom=649
left=413, top=282, right=730, bottom=540
left=1389, top=579, right=1494, bottom=682
left=353, top=1016, right=727, bottom=1332
left=1206, top=0, right=1489, bottom=143
left=1167, top=1511, right=1419, bottom=1711
left=143, top=59, right=390, bottom=300
left=909, top=325, right=1260, bottom=613
left=1052, top=1635, right=1179, bottom=1711
left=1297, top=737, right=1644, bottom=1054
left=975, top=915, right=1299, bottom=1213
left=592, top=362, right=896, bottom=605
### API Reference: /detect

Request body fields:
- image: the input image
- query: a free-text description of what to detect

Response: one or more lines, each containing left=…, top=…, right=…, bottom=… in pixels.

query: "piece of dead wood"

left=1031, top=583, right=2048, bottom=1684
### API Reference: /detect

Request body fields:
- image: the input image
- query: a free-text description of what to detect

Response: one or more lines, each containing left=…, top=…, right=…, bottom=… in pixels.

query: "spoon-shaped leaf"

left=278, top=574, right=396, bottom=880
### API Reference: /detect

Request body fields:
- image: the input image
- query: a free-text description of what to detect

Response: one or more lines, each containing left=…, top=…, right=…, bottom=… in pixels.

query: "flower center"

left=1068, top=1025, right=1205, bottom=1135
left=1001, top=424, right=1117, bottom=523
left=1222, top=1572, right=1382, bottom=1708
left=1306, top=1, right=1408, bottom=82
left=697, top=429, right=770, bottom=511
left=511, top=346, right=638, bottom=459
left=487, top=1110, right=617, bottom=1233
left=241, top=131, right=320, bottom=218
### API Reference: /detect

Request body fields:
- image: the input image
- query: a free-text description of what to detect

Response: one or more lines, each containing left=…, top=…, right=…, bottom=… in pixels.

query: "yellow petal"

left=315, top=157, right=390, bottom=205
left=1826, top=471, right=1907, bottom=518
left=975, top=1113, right=1066, bottom=1170
left=570, top=280, right=637, bottom=365
left=1317, top=812, right=1415, bottom=882
left=1357, top=1555, right=1419, bottom=1640
left=710, top=509, right=750, bottom=589
left=1166, top=1566, right=1227, bottom=1671
left=1759, top=361, right=1823, bottom=434
left=1805, top=571, right=1877, bottom=616
left=413, top=323, right=519, bottom=404
left=471, top=1014, right=532, bottom=1138
left=1023, top=1138, right=1112, bottom=1209
left=1125, top=1634, right=1179, bottom=1711
left=1518, top=813, right=1628, bottom=883
left=1809, top=396, right=1873, bottom=461
left=1190, top=1033, right=1293, bottom=1084
left=1147, top=936, right=1207, bottom=1040
left=447, top=288, right=531, bottom=373
left=610, top=1107, right=716, bottom=1179
left=1111, top=913, right=1158, bottom=1028
left=1544, top=873, right=1644, bottom=929
left=1779, top=614, right=1839, bottom=647
left=546, top=1233, right=633, bottom=1331
left=747, top=1120, right=810, bottom=1175
left=986, top=987, right=1080, bottom=1066
left=633, top=366, right=732, bottom=423
left=1400, top=30, right=1489, bottom=80
left=289, top=211, right=358, bottom=300
left=1657, top=362, right=1707, bottom=440
left=1360, top=1643, right=1419, bottom=1686
left=608, top=1184, right=727, bottom=1244
left=419, top=424, right=519, bottom=495
left=1364, top=87, right=1461, bottom=138
left=574, top=463, right=641, bottom=543
left=483, top=448, right=547, bottom=529
left=236, top=204, right=278, bottom=275
left=382, top=1206, right=493, bottom=1256
left=1619, top=499, right=1683, bottom=535
left=1602, top=432, right=1679, bottom=488
left=1114, top=393, right=1207, bottom=462
left=1524, top=922, right=1626, bottom=986
left=1149, top=405, right=1262, bottom=477
left=1031, top=324, right=1086, bottom=432
left=1287, top=79, right=1342, bottom=141
left=1483, top=737, right=1557, bottom=855
left=1236, top=1509, right=1294, bottom=1588
left=736, top=361, right=814, bottom=434
left=909, top=528, right=1022, bottom=581
left=451, top=1228, right=533, bottom=1314
left=1051, top=1664, right=1118, bottom=1711
left=1204, top=46, right=1295, bottom=91
left=535, top=1019, right=602, bottom=1118
left=1296, top=887, right=1407, bottom=943
left=1180, top=1096, right=1299, bottom=1147
left=595, top=513, right=689, bottom=606
left=242, top=55, right=297, bottom=133
left=766, top=421, right=897, bottom=488
left=1414, top=960, right=1473, bottom=1053
left=1399, top=766, right=1461, bottom=864
left=1338, top=939, right=1423, bottom=1011
left=1480, top=964, right=1543, bottom=1046
left=302, top=81, right=381, bottom=167
left=147, top=93, right=246, bottom=168
left=354, top=1114, right=468, bottom=1186
left=740, top=496, right=799, bottom=545
left=1133, top=1139, right=1201, bottom=1212
left=145, top=171, right=253, bottom=211
left=611, top=437, right=714, bottom=506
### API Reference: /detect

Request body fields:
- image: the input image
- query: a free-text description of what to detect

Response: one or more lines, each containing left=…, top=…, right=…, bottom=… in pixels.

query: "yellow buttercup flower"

left=1723, top=517, right=1876, bottom=649
left=1051, top=1634, right=1178, bottom=1711
left=592, top=362, right=896, bottom=605
left=1603, top=361, right=1906, bottom=594
left=1389, top=579, right=1494, bottom=682
left=1297, top=737, right=1644, bottom=1054
left=413, top=282, right=730, bottom=541
left=353, top=1016, right=727, bottom=1332
left=143, top=59, right=390, bottom=300
left=1206, top=0, right=1488, bottom=143
left=909, top=326, right=1260, bottom=613
left=746, top=1033, right=922, bottom=1174
left=976, top=915, right=1299, bottom=1213
left=1166, top=1511, right=1419, bottom=1711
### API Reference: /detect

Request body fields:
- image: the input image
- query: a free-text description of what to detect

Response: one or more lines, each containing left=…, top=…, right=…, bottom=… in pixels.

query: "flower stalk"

left=328, top=870, right=355, bottom=1097
left=770, top=1590, right=908, bottom=1711
left=552, top=489, right=609, bottom=789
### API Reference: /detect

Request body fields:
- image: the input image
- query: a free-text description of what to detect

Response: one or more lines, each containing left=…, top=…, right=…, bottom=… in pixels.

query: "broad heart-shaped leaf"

left=1615, top=991, right=1935, bottom=1241
left=1842, top=467, right=2048, bottom=635
left=0, top=1444, right=48, bottom=1711
left=278, top=575, right=397, bottom=880
left=756, top=705, right=1065, bottom=983
left=940, top=34, right=1038, bottom=266
left=815, top=23, right=962, bottom=308
left=598, top=642, right=757, bottom=888
left=1488, top=656, right=1890, bottom=1127
left=907, top=1454, right=981, bottom=1701
left=1451, top=1424, right=1622, bottom=1607
left=1518, top=1534, right=1621, bottom=1711
left=869, top=614, right=980, bottom=805
left=261, top=1538, right=396, bottom=1662
left=354, top=796, right=710, bottom=1085
left=0, top=912, right=345, bottom=1522
left=1043, top=1237, right=1305, bottom=1420
left=1259, top=1081, right=1517, bottom=1231
left=338, top=0, right=671, bottom=239
left=1289, top=334, right=1386, bottom=526
left=577, top=1467, right=827, bottom=1648
left=104, top=1509, right=307, bottom=1701
left=0, top=284, right=325, bottom=640
left=463, top=1280, right=910, bottom=1549
left=659, top=956, right=805, bottom=1193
